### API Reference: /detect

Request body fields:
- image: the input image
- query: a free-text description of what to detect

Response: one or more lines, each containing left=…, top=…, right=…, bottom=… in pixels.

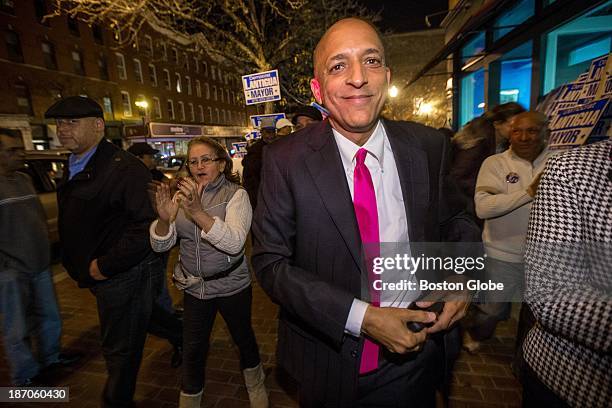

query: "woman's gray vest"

left=174, top=174, right=250, bottom=299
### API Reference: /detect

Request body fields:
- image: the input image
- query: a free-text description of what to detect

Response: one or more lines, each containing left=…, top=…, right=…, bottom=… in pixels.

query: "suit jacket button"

left=351, top=349, right=358, bottom=358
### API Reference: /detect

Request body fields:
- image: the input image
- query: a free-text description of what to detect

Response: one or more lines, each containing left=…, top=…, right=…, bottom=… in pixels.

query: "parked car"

left=20, top=150, right=69, bottom=244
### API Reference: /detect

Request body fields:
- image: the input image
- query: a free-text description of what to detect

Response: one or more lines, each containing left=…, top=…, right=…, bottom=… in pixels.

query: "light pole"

left=135, top=99, right=149, bottom=142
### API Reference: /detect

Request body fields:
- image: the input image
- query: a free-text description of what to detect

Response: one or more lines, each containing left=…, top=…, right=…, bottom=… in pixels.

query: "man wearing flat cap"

left=45, top=96, right=164, bottom=407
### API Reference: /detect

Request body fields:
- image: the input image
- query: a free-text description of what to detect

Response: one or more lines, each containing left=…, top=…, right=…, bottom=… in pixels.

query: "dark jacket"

left=252, top=120, right=477, bottom=406
left=57, top=139, right=156, bottom=287
left=241, top=139, right=266, bottom=209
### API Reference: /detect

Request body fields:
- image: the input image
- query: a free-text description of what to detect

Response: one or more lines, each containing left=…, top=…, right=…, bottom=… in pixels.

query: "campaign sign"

left=577, top=54, right=608, bottom=104
left=250, top=113, right=286, bottom=128
left=231, top=141, right=248, bottom=159
left=242, top=69, right=281, bottom=105
left=548, top=99, right=609, bottom=150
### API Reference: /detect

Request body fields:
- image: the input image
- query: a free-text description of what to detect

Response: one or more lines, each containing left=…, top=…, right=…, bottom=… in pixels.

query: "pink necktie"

left=353, top=148, right=380, bottom=374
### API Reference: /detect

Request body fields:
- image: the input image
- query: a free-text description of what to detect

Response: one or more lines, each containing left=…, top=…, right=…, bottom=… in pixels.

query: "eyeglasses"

left=511, top=127, right=542, bottom=137
left=187, top=156, right=221, bottom=167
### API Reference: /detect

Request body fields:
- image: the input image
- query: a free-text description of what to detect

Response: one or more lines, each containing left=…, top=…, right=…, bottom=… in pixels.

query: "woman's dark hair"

left=485, top=102, right=526, bottom=124
left=187, top=136, right=240, bottom=184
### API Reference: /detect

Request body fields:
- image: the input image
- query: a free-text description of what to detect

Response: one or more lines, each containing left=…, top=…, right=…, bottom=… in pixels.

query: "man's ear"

left=310, top=78, right=322, bottom=104
left=95, top=117, right=105, bottom=131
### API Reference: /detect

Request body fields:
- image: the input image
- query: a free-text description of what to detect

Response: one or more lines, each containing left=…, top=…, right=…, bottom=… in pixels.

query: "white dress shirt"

left=333, top=121, right=416, bottom=337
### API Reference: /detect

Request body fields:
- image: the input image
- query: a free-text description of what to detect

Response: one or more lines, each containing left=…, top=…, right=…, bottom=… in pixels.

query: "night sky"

left=363, top=0, right=449, bottom=33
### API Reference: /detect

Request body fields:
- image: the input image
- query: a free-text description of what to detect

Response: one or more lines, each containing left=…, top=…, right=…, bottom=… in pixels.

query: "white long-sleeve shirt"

left=475, top=148, right=550, bottom=263
left=334, top=121, right=414, bottom=337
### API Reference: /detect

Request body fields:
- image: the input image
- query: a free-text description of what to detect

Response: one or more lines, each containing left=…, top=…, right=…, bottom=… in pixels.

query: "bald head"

left=309, top=18, right=390, bottom=144
left=313, top=18, right=386, bottom=80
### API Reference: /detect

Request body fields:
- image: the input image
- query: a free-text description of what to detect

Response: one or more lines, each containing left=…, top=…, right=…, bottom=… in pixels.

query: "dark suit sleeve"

left=251, top=148, right=355, bottom=348
left=438, top=133, right=481, bottom=243
left=96, top=159, right=156, bottom=277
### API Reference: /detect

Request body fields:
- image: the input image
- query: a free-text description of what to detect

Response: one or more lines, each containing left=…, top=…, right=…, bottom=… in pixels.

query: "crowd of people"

left=0, top=16, right=609, bottom=408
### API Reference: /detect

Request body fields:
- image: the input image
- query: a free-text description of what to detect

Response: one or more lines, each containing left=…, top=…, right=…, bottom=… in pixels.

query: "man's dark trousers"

left=90, top=254, right=163, bottom=408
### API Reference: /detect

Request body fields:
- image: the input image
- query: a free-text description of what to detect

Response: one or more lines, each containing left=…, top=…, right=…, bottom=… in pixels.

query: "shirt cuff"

left=150, top=219, right=175, bottom=241
left=200, top=216, right=223, bottom=244
left=344, top=298, right=369, bottom=337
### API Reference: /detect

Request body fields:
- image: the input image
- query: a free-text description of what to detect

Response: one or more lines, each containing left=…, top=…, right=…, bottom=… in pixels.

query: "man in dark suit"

left=252, top=18, right=470, bottom=407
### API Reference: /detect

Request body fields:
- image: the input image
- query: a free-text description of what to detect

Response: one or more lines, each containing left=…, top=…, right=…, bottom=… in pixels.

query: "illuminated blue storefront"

left=411, top=0, right=612, bottom=129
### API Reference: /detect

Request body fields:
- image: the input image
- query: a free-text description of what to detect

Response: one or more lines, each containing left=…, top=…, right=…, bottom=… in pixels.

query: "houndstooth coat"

left=523, top=139, right=611, bottom=407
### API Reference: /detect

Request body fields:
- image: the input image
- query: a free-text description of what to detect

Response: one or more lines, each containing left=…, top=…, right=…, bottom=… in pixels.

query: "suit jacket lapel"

left=305, top=122, right=364, bottom=272
left=383, top=120, right=429, bottom=243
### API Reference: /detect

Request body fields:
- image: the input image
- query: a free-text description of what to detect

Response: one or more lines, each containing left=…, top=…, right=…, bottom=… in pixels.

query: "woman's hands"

left=176, top=177, right=203, bottom=217
left=150, top=180, right=179, bottom=224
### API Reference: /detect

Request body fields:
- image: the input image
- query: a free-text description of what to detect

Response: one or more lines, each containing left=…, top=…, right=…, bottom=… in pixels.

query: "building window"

left=213, top=86, right=217, bottom=101
left=221, top=109, right=226, bottom=124
left=175, top=73, right=182, bottom=93
left=185, top=76, right=192, bottom=95
left=215, top=108, right=220, bottom=123
left=72, top=50, right=85, bottom=75
left=202, top=61, right=208, bottom=76
left=195, top=80, right=201, bottom=97
left=1, top=0, right=15, bottom=14
left=41, top=41, right=57, bottom=70
left=136, top=94, right=147, bottom=116
left=161, top=42, right=167, bottom=61
left=542, top=0, right=612, bottom=94
left=98, top=53, right=109, bottom=80
left=34, top=0, right=48, bottom=25
left=115, top=53, right=127, bottom=80
left=208, top=106, right=213, bottom=122
left=198, top=105, right=204, bottom=122
left=188, top=103, right=195, bottom=122
left=211, top=65, right=216, bottom=80
left=15, top=82, right=33, bottom=115
left=220, top=87, right=224, bottom=103
left=144, top=35, right=153, bottom=55
left=461, top=32, right=485, bottom=68
left=193, top=58, right=199, bottom=73
left=167, top=99, right=175, bottom=119
left=102, top=96, right=113, bottom=118
left=5, top=30, right=23, bottom=62
left=149, top=64, right=157, bottom=87
left=153, top=97, right=162, bottom=118
left=205, top=83, right=210, bottom=99
left=178, top=101, right=185, bottom=121
left=163, top=69, right=171, bottom=90
left=184, top=52, right=189, bottom=70
left=93, top=24, right=104, bottom=45
left=460, top=68, right=485, bottom=126
left=67, top=17, right=80, bottom=36
left=493, top=0, right=535, bottom=42
left=226, top=89, right=230, bottom=104
left=172, top=47, right=178, bottom=64
left=133, top=59, right=143, bottom=83
left=121, top=91, right=132, bottom=117
left=496, top=41, right=532, bottom=108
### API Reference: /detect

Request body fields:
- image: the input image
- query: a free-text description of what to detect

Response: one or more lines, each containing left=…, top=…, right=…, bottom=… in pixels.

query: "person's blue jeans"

left=0, top=268, right=62, bottom=385
left=90, top=254, right=163, bottom=408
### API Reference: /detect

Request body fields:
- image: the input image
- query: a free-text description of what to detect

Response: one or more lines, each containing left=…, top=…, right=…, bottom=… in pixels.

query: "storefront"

left=125, top=122, right=250, bottom=159
left=411, top=0, right=612, bottom=128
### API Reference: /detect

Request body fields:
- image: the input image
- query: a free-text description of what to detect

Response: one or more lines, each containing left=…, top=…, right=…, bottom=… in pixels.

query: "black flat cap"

left=45, top=96, right=104, bottom=119
left=127, top=142, right=159, bottom=156
left=291, top=105, right=323, bottom=125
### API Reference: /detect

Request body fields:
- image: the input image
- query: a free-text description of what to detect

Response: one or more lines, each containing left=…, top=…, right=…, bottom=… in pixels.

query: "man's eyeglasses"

left=188, top=156, right=221, bottom=167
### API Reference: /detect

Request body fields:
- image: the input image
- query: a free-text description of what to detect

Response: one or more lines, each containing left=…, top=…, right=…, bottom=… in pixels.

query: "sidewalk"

left=0, top=262, right=522, bottom=407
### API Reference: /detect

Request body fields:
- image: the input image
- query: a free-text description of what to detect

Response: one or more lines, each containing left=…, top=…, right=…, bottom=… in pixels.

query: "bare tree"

left=50, top=0, right=372, bottom=112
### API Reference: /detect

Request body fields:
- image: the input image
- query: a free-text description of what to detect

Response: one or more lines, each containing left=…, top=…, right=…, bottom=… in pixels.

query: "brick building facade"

left=0, top=0, right=252, bottom=152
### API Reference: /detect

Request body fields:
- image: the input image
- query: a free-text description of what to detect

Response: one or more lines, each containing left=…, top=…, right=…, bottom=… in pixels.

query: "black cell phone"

left=406, top=302, right=444, bottom=333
